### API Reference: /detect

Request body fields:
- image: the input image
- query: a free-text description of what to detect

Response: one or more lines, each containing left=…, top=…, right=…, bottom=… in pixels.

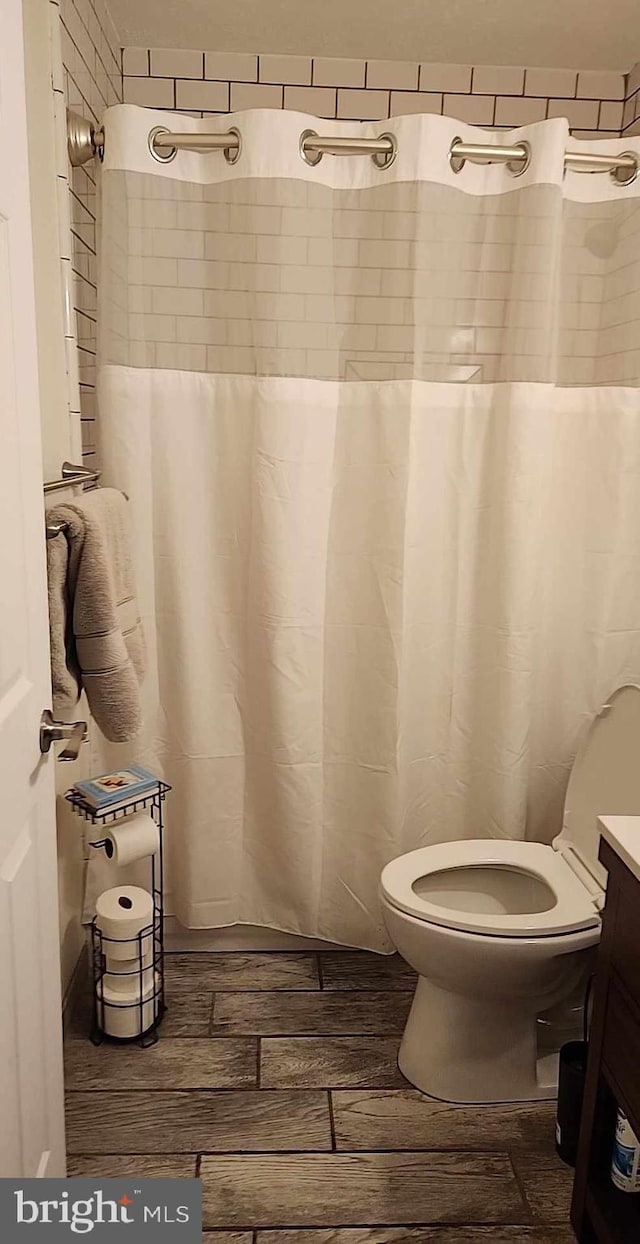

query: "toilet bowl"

left=380, top=683, right=640, bottom=1104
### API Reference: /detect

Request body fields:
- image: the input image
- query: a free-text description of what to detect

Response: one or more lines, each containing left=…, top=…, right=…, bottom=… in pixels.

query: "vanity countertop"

left=598, top=814, right=640, bottom=886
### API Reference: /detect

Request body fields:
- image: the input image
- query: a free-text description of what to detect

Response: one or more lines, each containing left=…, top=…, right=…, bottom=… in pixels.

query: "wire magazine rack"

left=65, top=780, right=171, bottom=1047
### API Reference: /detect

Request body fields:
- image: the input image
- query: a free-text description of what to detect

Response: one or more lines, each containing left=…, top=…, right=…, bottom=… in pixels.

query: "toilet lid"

left=556, top=684, right=640, bottom=889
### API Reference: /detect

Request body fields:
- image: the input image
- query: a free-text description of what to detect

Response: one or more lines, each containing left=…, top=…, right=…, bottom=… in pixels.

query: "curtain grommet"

left=372, top=133, right=397, bottom=170
left=300, top=129, right=322, bottom=166
left=148, top=126, right=177, bottom=163
left=506, top=141, right=531, bottom=177
left=449, top=137, right=465, bottom=174
left=611, top=151, right=638, bottom=186
left=224, top=127, right=242, bottom=165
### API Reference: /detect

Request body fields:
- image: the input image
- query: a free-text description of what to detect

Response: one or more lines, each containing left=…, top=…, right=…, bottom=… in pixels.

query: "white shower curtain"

left=96, top=105, right=640, bottom=949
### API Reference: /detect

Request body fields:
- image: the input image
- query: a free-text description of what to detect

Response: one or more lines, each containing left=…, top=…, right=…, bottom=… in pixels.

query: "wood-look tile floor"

left=65, top=951, right=576, bottom=1242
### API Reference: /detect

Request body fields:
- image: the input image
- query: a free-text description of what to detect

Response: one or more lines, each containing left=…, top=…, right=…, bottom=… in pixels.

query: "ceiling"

left=108, top=0, right=639, bottom=70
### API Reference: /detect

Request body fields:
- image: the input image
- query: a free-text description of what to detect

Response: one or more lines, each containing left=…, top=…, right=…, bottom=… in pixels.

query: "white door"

left=0, top=0, right=66, bottom=1176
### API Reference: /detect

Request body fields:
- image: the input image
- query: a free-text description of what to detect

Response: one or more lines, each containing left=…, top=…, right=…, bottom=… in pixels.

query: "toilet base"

left=398, top=976, right=558, bottom=1103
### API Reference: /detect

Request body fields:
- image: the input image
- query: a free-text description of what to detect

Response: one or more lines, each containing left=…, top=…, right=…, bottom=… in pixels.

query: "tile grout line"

left=507, top=1150, right=539, bottom=1224
left=191, top=1035, right=408, bottom=1044
left=70, top=1033, right=408, bottom=1046
left=204, top=1220, right=555, bottom=1235
left=67, top=1145, right=546, bottom=1156
left=327, top=1090, right=337, bottom=1150
left=69, top=1084, right=431, bottom=1097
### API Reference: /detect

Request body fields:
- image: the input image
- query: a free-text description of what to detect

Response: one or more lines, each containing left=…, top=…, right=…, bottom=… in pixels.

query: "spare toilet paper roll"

left=103, top=813, right=160, bottom=866
left=95, top=885, right=154, bottom=960
left=103, top=964, right=155, bottom=996
left=105, top=947, right=153, bottom=976
left=97, top=971, right=160, bottom=1039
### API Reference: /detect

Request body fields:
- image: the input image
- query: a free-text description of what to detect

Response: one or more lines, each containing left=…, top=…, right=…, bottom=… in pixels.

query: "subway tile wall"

left=59, top=0, right=123, bottom=462
left=623, top=63, right=640, bottom=137
left=100, top=173, right=640, bottom=387
left=122, top=51, right=627, bottom=140
left=48, top=0, right=83, bottom=466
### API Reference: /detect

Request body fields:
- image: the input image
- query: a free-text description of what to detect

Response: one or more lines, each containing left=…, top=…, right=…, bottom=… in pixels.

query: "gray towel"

left=46, top=488, right=145, bottom=742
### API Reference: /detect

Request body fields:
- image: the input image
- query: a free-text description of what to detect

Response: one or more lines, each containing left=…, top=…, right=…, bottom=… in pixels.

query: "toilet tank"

left=554, top=685, right=640, bottom=891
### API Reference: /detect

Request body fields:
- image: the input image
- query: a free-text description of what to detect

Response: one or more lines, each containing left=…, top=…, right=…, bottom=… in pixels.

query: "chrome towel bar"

left=44, top=461, right=101, bottom=540
left=44, top=461, right=101, bottom=495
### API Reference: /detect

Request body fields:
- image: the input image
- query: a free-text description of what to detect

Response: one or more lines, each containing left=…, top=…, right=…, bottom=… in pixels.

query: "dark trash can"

left=555, top=1040, right=588, bottom=1167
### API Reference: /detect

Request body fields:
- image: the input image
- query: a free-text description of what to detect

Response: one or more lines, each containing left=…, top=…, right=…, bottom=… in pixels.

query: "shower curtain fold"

left=96, top=106, right=640, bottom=948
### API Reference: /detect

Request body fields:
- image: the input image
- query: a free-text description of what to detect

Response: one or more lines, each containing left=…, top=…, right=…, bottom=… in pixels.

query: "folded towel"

left=47, top=526, right=81, bottom=712
left=46, top=488, right=145, bottom=742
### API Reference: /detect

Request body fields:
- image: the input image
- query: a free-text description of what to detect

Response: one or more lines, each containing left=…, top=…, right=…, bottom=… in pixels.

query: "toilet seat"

left=382, top=684, right=640, bottom=939
left=380, top=840, right=601, bottom=937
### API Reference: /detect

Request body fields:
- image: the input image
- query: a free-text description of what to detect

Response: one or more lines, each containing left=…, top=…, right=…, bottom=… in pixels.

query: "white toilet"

left=380, top=684, right=640, bottom=1104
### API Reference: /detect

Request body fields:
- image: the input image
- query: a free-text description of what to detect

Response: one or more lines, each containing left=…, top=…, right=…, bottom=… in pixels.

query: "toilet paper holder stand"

left=65, top=779, right=171, bottom=1047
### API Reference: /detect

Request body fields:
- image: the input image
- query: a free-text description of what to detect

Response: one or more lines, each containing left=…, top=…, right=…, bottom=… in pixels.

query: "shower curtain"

left=96, top=106, right=640, bottom=949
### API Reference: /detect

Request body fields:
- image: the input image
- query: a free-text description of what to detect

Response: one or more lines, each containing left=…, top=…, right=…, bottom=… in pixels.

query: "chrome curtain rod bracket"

left=67, top=110, right=104, bottom=167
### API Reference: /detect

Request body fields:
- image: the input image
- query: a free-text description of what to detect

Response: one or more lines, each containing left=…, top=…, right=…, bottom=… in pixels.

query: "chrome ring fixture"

left=148, top=126, right=177, bottom=163
left=371, top=132, right=398, bottom=169
left=506, top=139, right=532, bottom=177
left=448, top=136, right=465, bottom=175
left=611, top=151, right=639, bottom=186
left=299, top=129, right=323, bottom=166
left=223, top=126, right=242, bottom=165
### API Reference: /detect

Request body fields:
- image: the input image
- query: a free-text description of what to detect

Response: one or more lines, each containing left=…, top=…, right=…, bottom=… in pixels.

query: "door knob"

left=39, top=710, right=88, bottom=761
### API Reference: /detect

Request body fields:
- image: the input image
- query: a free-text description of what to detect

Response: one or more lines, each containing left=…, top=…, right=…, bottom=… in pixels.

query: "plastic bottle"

left=611, top=1108, right=640, bottom=1193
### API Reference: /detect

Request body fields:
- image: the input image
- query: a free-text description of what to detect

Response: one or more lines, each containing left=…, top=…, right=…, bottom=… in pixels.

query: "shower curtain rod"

left=67, top=110, right=638, bottom=184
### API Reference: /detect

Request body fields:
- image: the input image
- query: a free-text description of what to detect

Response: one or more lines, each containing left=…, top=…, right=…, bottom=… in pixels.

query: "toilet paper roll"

left=103, top=813, right=160, bottom=866
left=97, top=971, right=160, bottom=1039
left=105, top=948, right=153, bottom=976
left=103, top=964, right=155, bottom=996
left=95, top=886, right=154, bottom=960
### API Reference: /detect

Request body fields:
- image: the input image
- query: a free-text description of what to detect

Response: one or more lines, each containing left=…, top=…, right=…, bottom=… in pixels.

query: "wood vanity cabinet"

left=571, top=838, right=640, bottom=1243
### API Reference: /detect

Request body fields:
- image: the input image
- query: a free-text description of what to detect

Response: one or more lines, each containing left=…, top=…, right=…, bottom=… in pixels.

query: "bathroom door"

left=0, top=0, right=66, bottom=1177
